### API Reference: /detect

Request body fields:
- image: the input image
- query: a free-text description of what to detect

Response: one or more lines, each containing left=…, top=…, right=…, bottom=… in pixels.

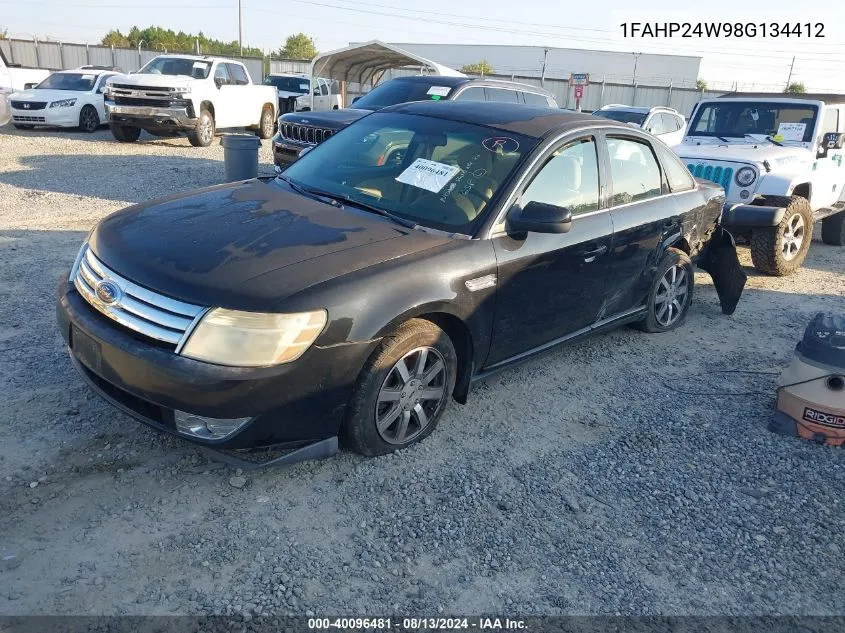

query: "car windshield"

left=139, top=57, right=212, bottom=79
left=36, top=72, right=98, bottom=91
left=688, top=101, right=818, bottom=142
left=352, top=80, right=457, bottom=111
left=264, top=76, right=310, bottom=93
left=596, top=109, right=647, bottom=125
left=280, top=112, right=534, bottom=234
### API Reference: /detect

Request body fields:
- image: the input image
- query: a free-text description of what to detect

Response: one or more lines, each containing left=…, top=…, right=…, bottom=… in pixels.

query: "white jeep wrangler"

left=677, top=94, right=845, bottom=275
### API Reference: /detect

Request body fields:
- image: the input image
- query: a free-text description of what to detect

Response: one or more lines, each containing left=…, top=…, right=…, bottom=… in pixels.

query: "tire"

left=109, top=122, right=141, bottom=143
left=343, top=319, right=457, bottom=456
left=636, top=247, right=695, bottom=333
left=12, top=124, right=34, bottom=130
left=256, top=105, right=274, bottom=139
left=78, top=105, right=100, bottom=133
left=188, top=109, right=215, bottom=147
left=750, top=195, right=813, bottom=275
left=821, top=211, right=845, bottom=246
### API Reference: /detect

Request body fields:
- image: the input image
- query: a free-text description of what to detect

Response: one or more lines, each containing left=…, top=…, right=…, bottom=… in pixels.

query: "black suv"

left=272, top=75, right=558, bottom=169
left=58, top=101, right=744, bottom=466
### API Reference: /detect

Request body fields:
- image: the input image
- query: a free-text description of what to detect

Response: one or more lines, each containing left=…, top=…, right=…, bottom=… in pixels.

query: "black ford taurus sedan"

left=57, top=101, right=745, bottom=464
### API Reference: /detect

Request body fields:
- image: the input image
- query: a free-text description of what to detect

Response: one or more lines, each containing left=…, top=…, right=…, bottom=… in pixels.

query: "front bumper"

left=272, top=133, right=310, bottom=169
left=57, top=277, right=373, bottom=450
left=11, top=105, right=80, bottom=127
left=105, top=102, right=196, bottom=130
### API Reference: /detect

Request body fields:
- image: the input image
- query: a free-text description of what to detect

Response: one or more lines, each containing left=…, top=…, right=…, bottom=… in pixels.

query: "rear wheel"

left=109, top=122, right=141, bottom=143
left=188, top=109, right=215, bottom=147
left=636, top=248, right=694, bottom=333
left=78, top=105, right=100, bottom=133
left=821, top=211, right=845, bottom=246
left=344, top=319, right=457, bottom=456
left=750, top=195, right=813, bottom=275
left=256, top=105, right=274, bottom=139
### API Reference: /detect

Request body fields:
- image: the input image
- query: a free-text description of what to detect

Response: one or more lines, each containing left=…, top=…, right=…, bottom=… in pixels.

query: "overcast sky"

left=2, top=0, right=844, bottom=91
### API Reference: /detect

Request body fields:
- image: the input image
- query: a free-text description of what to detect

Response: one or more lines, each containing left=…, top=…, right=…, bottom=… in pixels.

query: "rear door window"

left=523, top=91, right=549, bottom=106
left=485, top=88, right=520, bottom=103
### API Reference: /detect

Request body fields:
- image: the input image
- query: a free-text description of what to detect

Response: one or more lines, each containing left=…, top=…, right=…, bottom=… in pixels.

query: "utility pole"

left=540, top=47, right=549, bottom=87
left=785, top=56, right=795, bottom=90
left=632, top=52, right=642, bottom=84
left=238, top=0, right=243, bottom=57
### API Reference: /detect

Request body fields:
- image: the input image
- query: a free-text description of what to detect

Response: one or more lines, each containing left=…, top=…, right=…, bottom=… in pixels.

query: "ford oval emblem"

left=95, top=280, right=122, bottom=306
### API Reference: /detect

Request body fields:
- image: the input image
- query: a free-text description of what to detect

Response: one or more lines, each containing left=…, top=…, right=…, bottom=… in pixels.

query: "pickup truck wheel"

left=78, top=105, right=100, bottom=133
left=188, top=109, right=215, bottom=147
left=636, top=248, right=694, bottom=333
left=109, top=122, right=141, bottom=143
left=821, top=211, right=845, bottom=246
left=750, top=195, right=813, bottom=275
left=343, top=319, right=457, bottom=456
left=256, top=105, right=274, bottom=139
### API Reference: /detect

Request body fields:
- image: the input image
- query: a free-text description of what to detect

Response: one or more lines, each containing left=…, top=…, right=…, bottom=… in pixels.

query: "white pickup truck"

left=677, top=94, right=845, bottom=275
left=104, top=54, right=277, bottom=147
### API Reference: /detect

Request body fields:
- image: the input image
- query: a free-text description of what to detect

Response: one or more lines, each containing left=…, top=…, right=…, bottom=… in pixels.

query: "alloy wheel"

left=654, top=264, right=689, bottom=327
left=261, top=111, right=273, bottom=137
left=81, top=108, right=98, bottom=132
left=781, top=212, right=805, bottom=261
left=199, top=117, right=213, bottom=145
left=375, top=346, right=447, bottom=445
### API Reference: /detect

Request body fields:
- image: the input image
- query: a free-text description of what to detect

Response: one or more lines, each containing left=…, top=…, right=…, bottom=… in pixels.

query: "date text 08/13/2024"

left=307, top=617, right=527, bottom=630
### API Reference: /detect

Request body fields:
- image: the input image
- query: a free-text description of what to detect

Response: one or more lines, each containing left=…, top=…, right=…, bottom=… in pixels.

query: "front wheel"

left=109, top=122, right=141, bottom=143
left=750, top=195, right=813, bottom=275
left=344, top=319, right=457, bottom=456
left=636, top=248, right=694, bottom=333
left=188, top=109, right=215, bottom=147
left=78, top=105, right=100, bottom=133
left=821, top=211, right=845, bottom=246
left=256, top=105, right=274, bottom=139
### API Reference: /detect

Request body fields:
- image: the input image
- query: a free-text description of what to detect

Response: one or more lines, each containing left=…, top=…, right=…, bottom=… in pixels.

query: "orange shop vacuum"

left=770, top=313, right=845, bottom=445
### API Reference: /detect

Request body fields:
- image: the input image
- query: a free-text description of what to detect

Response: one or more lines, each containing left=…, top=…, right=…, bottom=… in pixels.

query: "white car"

left=263, top=73, right=342, bottom=113
left=676, top=94, right=845, bottom=275
left=104, top=55, right=277, bottom=147
left=596, top=105, right=687, bottom=147
left=9, top=68, right=117, bottom=132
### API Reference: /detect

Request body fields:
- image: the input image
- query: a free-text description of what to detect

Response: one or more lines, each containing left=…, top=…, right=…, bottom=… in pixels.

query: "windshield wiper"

left=321, top=192, right=419, bottom=230
left=744, top=134, right=783, bottom=147
left=277, top=175, right=342, bottom=208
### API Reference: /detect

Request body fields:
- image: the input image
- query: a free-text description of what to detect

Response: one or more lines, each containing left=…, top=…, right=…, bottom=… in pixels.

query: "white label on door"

left=395, top=158, right=460, bottom=193
left=776, top=122, right=806, bottom=142
left=426, top=86, right=451, bottom=97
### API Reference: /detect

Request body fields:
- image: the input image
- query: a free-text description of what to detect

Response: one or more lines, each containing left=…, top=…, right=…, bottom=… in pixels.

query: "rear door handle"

left=580, top=244, right=608, bottom=262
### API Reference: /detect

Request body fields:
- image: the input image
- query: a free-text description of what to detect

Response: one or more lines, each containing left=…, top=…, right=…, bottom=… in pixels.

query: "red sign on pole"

left=574, top=85, right=584, bottom=99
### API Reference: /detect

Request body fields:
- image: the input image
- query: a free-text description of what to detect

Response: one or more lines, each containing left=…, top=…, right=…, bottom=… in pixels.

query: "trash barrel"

left=221, top=133, right=261, bottom=182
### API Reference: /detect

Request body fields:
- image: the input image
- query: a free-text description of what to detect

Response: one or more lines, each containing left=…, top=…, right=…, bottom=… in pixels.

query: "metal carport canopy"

left=310, top=40, right=465, bottom=107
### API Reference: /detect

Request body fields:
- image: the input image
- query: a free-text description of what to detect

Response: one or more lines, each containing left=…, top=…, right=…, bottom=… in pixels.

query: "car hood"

left=107, top=73, right=193, bottom=90
left=280, top=108, right=371, bottom=130
left=10, top=89, right=87, bottom=102
left=676, top=142, right=811, bottom=168
left=88, top=179, right=450, bottom=311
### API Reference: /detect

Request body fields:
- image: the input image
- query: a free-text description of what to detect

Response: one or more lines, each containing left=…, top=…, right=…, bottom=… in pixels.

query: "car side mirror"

left=507, top=200, right=573, bottom=234
left=214, top=77, right=224, bottom=89
left=823, top=132, right=845, bottom=150
left=352, top=96, right=362, bottom=104
left=24, top=82, right=37, bottom=90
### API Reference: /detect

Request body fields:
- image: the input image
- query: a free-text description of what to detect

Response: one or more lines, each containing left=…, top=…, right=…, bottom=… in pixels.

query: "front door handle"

left=580, top=244, right=608, bottom=262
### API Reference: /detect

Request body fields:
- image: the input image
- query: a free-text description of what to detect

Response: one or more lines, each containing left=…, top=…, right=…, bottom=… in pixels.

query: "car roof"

left=389, top=75, right=555, bottom=98
left=381, top=100, right=628, bottom=139
left=717, top=92, right=845, bottom=105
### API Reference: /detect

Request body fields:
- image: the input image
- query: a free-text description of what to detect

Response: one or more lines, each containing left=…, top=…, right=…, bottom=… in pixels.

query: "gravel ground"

left=0, top=125, right=844, bottom=617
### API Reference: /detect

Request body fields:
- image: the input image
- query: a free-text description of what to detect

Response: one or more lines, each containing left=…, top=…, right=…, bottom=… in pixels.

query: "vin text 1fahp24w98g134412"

left=56, top=101, right=746, bottom=465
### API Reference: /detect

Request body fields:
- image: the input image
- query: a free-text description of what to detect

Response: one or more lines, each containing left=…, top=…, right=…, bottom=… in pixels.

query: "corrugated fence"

left=0, top=38, right=265, bottom=85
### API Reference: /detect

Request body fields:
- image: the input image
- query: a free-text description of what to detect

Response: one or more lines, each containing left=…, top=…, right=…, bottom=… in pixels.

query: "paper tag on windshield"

left=193, top=61, right=207, bottom=70
left=81, top=74, right=95, bottom=80
left=299, top=83, right=309, bottom=90
left=777, top=122, right=806, bottom=142
left=426, top=86, right=451, bottom=97
left=395, top=158, right=459, bottom=193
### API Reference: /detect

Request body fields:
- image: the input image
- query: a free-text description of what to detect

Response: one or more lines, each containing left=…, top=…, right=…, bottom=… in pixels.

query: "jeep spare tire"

left=750, top=195, right=813, bottom=276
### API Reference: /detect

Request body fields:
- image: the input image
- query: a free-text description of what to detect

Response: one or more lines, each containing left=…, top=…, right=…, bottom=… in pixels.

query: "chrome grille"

left=73, top=247, right=205, bottom=346
left=279, top=122, right=333, bottom=145
left=11, top=100, right=47, bottom=110
left=687, top=163, right=734, bottom=195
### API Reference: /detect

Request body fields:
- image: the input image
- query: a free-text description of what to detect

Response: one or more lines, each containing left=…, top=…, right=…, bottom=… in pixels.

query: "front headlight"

left=49, top=98, right=77, bottom=108
left=735, top=166, right=757, bottom=187
left=180, top=308, right=327, bottom=367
